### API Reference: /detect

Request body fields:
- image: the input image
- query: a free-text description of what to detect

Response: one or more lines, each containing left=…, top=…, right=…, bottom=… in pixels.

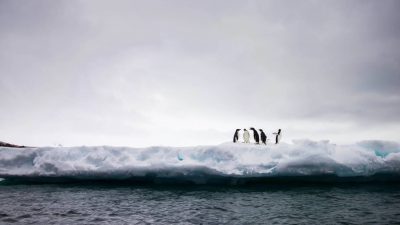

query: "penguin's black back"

left=260, top=130, right=267, bottom=143
left=250, top=128, right=259, bottom=143
left=233, top=129, right=240, bottom=143
left=275, top=129, right=281, bottom=144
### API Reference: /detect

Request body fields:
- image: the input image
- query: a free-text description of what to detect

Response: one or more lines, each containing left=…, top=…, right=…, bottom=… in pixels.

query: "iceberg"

left=0, top=140, right=399, bottom=184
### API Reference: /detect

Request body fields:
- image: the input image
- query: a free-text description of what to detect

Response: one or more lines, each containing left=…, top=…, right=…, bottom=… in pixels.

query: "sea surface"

left=1, top=140, right=400, bottom=224
left=1, top=183, right=400, bottom=224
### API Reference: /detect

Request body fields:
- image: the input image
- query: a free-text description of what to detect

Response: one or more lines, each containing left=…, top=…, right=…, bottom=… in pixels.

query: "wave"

left=1, top=140, right=400, bottom=184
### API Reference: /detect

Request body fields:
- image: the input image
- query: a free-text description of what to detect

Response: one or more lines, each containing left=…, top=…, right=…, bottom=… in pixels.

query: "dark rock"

left=0, top=141, right=27, bottom=148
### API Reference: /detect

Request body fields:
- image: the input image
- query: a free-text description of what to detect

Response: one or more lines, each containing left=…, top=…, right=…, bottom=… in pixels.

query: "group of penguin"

left=233, top=128, right=282, bottom=145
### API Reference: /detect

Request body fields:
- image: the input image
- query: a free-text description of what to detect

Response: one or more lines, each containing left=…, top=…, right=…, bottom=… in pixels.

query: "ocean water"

left=1, top=183, right=400, bottom=224
left=1, top=140, right=400, bottom=224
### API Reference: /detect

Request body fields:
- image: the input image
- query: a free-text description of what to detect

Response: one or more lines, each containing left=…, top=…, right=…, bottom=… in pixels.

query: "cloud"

left=0, top=0, right=399, bottom=146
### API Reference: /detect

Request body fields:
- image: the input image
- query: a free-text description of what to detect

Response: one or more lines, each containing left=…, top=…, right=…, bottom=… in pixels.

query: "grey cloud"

left=0, top=0, right=399, bottom=146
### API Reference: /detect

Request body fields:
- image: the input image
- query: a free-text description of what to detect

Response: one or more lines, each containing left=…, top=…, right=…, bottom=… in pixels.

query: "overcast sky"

left=1, top=0, right=399, bottom=147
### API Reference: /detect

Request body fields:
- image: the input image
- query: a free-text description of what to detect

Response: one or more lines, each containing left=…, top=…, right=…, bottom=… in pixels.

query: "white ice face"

left=0, top=140, right=399, bottom=182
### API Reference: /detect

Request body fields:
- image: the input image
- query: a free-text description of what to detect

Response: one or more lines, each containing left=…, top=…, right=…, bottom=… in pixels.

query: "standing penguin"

left=249, top=127, right=260, bottom=144
left=243, top=129, right=250, bottom=143
left=273, top=129, right=282, bottom=144
left=259, top=129, right=267, bottom=145
left=233, top=129, right=241, bottom=143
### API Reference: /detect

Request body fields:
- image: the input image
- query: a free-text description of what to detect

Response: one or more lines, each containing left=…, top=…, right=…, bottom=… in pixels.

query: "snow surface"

left=0, top=140, right=399, bottom=183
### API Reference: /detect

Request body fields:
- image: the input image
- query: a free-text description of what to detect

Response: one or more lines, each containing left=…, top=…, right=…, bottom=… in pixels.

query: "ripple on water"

left=0, top=184, right=399, bottom=224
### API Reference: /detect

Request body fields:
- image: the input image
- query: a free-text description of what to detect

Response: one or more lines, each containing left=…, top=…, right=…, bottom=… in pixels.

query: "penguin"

left=249, top=127, right=260, bottom=144
left=273, top=129, right=282, bottom=144
left=233, top=129, right=241, bottom=143
left=243, top=129, right=250, bottom=143
left=259, top=129, right=267, bottom=145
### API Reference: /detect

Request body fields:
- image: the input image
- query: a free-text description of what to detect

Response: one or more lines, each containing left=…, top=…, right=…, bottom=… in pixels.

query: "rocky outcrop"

left=0, top=141, right=27, bottom=148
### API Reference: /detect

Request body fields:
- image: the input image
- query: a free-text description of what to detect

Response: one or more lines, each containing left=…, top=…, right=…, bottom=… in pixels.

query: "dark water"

left=1, top=183, right=400, bottom=224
